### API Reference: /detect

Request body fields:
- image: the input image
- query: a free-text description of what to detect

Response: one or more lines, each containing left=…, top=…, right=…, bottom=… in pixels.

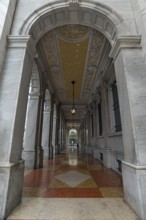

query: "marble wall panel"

left=0, top=0, right=17, bottom=73
left=108, top=134, right=124, bottom=153
left=23, top=98, right=39, bottom=151
left=122, top=162, right=146, bottom=219
left=114, top=49, right=146, bottom=165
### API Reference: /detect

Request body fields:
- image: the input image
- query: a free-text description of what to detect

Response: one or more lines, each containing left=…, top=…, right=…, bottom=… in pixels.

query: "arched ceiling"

left=37, top=24, right=109, bottom=128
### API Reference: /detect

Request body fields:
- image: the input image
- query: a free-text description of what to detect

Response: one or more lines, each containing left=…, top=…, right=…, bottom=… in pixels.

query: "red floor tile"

left=90, top=170, right=123, bottom=187
left=24, top=170, right=55, bottom=187
left=43, top=188, right=103, bottom=198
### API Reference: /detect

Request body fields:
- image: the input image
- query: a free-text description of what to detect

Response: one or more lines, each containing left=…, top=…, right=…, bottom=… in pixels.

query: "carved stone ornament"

left=69, top=0, right=79, bottom=4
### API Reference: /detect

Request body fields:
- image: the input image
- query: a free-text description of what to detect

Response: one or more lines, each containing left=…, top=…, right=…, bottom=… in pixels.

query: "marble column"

left=101, top=82, right=111, bottom=168
left=110, top=36, right=146, bottom=220
left=22, top=70, right=40, bottom=168
left=34, top=89, right=45, bottom=169
left=60, top=116, right=63, bottom=151
left=0, top=0, right=17, bottom=73
left=93, top=100, right=98, bottom=140
left=86, top=109, right=92, bottom=155
left=52, top=104, right=57, bottom=154
left=63, top=121, right=67, bottom=150
left=0, top=36, right=33, bottom=219
left=55, top=105, right=61, bottom=154
left=85, top=113, right=89, bottom=146
left=48, top=95, right=54, bottom=159
left=41, top=92, right=51, bottom=159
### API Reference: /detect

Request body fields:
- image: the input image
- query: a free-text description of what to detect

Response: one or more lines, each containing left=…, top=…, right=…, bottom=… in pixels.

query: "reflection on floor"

left=7, top=147, right=138, bottom=220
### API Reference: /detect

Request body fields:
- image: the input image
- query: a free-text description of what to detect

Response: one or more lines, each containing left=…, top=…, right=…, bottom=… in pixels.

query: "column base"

left=86, top=146, right=93, bottom=155
left=55, top=145, right=60, bottom=154
left=122, top=161, right=146, bottom=220
left=39, top=148, right=44, bottom=168
left=22, top=150, right=35, bottom=168
left=48, top=146, right=53, bottom=159
left=93, top=147, right=111, bottom=168
left=0, top=160, right=24, bottom=219
left=43, top=147, right=49, bottom=160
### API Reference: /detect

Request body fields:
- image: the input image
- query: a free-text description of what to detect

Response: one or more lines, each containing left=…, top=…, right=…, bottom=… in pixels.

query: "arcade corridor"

left=1, top=1, right=146, bottom=219
left=7, top=147, right=138, bottom=220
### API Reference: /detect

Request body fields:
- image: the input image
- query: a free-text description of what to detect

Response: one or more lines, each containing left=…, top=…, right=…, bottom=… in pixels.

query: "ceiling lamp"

left=71, top=80, right=76, bottom=115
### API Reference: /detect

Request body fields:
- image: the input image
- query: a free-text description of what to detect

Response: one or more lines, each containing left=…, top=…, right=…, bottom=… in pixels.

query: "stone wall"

left=0, top=0, right=17, bottom=73
left=10, top=0, right=137, bottom=36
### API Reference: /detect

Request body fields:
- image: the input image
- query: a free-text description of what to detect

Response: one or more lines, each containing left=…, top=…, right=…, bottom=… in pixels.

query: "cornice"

left=8, top=35, right=31, bottom=47
left=109, top=35, right=141, bottom=61
left=8, top=35, right=36, bottom=58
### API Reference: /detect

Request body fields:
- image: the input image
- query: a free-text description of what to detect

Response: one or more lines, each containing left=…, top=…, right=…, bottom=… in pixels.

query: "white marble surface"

left=42, top=111, right=50, bottom=159
left=0, top=37, right=32, bottom=219
left=122, top=161, right=146, bottom=220
left=23, top=97, right=39, bottom=151
left=0, top=0, right=17, bottom=73
left=7, top=198, right=138, bottom=220
left=55, top=171, right=91, bottom=187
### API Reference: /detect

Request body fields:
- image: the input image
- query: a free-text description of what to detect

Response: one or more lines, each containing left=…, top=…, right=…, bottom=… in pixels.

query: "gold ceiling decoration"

left=37, top=24, right=105, bottom=125
left=56, top=24, right=90, bottom=41
left=58, top=37, right=89, bottom=100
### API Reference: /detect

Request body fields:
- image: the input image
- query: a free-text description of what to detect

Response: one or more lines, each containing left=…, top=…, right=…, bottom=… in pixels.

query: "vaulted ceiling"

left=37, top=24, right=107, bottom=128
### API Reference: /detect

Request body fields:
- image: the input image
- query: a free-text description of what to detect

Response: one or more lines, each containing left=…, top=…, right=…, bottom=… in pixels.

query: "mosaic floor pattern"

left=7, top=147, right=139, bottom=220
left=22, top=150, right=123, bottom=198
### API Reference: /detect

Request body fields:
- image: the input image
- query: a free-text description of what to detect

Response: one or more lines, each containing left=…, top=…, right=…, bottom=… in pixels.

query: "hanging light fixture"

left=71, top=80, right=76, bottom=115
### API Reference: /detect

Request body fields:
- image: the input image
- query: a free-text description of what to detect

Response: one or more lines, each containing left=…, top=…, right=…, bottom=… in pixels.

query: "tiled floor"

left=22, top=148, right=123, bottom=198
left=7, top=147, right=138, bottom=220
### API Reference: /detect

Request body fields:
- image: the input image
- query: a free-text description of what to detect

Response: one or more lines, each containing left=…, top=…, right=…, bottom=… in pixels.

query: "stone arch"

left=19, top=1, right=130, bottom=46
left=69, top=128, right=78, bottom=145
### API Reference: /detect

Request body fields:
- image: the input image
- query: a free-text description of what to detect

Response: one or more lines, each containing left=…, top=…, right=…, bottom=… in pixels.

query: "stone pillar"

left=85, top=113, right=89, bottom=146
left=110, top=36, right=146, bottom=220
left=0, top=36, right=33, bottom=219
left=42, top=91, right=51, bottom=159
left=60, top=114, right=64, bottom=151
left=86, top=109, right=92, bottom=155
left=52, top=104, right=57, bottom=154
left=34, top=89, right=45, bottom=169
left=80, top=121, right=84, bottom=153
left=64, top=123, right=67, bottom=150
left=55, top=105, right=61, bottom=154
left=101, top=82, right=111, bottom=168
left=48, top=95, right=54, bottom=159
left=0, top=0, right=17, bottom=73
left=22, top=68, right=40, bottom=168
left=93, top=101, right=98, bottom=140
left=66, top=127, right=69, bottom=148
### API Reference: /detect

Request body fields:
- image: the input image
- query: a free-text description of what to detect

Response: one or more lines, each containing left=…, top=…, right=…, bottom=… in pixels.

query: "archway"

left=1, top=1, right=146, bottom=219
left=69, top=128, right=78, bottom=146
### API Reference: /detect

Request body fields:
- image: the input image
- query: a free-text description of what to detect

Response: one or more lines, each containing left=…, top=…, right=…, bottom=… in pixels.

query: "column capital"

left=109, top=35, right=141, bottom=61
left=7, top=35, right=35, bottom=58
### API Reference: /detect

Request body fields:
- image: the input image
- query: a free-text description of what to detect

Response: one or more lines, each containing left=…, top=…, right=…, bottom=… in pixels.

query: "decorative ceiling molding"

left=37, top=24, right=109, bottom=124
left=55, top=25, right=90, bottom=42
left=38, top=31, right=66, bottom=102
left=69, top=0, right=79, bottom=5
left=81, top=29, right=105, bottom=103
